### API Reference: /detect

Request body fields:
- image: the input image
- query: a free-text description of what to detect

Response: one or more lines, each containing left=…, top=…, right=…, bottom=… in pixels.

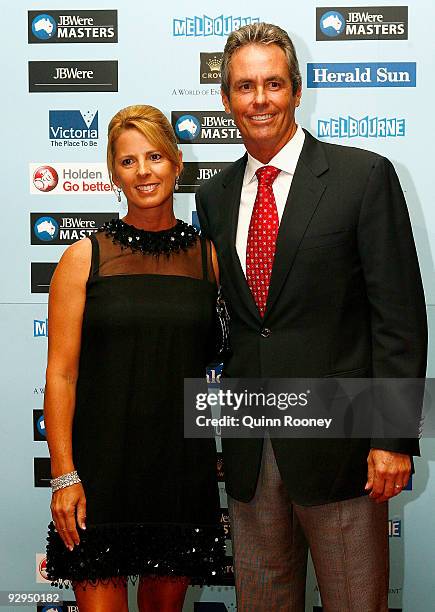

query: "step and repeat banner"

left=0, top=1, right=434, bottom=611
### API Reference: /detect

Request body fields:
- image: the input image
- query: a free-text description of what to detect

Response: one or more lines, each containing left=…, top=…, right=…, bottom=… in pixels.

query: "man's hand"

left=365, top=449, right=411, bottom=503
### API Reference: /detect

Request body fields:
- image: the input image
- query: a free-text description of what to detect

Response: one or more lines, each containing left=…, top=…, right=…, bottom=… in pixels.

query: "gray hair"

left=221, top=22, right=302, bottom=97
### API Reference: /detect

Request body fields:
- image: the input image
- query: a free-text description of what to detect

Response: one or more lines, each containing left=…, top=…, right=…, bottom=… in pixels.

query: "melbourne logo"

left=28, top=10, right=118, bottom=43
left=31, top=212, right=116, bottom=244
left=34, top=319, right=48, bottom=337
left=178, top=162, right=229, bottom=192
left=317, top=116, right=406, bottom=138
left=200, top=52, right=223, bottom=84
left=316, top=6, right=408, bottom=40
left=307, top=63, right=416, bottom=88
left=173, top=15, right=259, bottom=36
left=29, top=61, right=118, bottom=93
left=33, top=166, right=59, bottom=192
left=49, top=110, right=98, bottom=147
left=30, top=163, right=112, bottom=195
left=172, top=111, right=241, bottom=144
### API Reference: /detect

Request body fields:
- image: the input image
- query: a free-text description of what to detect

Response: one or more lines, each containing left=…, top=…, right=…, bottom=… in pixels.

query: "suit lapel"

left=220, top=154, right=261, bottom=321
left=264, top=131, right=329, bottom=318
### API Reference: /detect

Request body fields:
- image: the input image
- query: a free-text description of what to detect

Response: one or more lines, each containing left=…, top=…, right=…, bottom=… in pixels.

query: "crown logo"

left=207, top=56, right=222, bottom=72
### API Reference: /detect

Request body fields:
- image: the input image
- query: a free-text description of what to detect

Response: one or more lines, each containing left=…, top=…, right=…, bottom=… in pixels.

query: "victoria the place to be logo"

left=49, top=110, right=98, bottom=147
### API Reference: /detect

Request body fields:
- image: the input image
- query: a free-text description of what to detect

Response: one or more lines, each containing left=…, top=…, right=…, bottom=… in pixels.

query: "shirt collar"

left=244, top=125, right=305, bottom=185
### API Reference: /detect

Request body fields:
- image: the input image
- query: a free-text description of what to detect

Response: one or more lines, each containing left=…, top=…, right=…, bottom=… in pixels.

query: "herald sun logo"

left=33, top=166, right=59, bottom=192
left=307, top=62, right=416, bottom=88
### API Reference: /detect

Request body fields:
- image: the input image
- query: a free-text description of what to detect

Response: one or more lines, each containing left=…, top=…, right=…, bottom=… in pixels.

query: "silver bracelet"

left=50, top=470, right=81, bottom=492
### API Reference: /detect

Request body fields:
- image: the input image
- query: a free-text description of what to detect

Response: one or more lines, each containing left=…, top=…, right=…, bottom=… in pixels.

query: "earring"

left=116, top=187, right=122, bottom=203
left=175, top=176, right=179, bottom=191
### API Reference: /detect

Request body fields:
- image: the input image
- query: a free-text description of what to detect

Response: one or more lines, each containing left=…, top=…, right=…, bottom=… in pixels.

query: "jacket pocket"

left=299, top=229, right=351, bottom=251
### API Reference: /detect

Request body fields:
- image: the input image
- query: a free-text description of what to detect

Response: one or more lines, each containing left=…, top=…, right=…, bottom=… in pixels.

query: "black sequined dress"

left=46, top=220, right=225, bottom=586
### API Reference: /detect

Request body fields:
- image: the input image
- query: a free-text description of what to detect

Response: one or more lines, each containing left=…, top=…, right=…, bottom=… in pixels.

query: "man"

left=196, top=22, right=427, bottom=612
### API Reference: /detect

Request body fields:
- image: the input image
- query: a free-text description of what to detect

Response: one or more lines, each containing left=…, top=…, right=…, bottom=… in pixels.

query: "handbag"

left=216, top=286, right=231, bottom=356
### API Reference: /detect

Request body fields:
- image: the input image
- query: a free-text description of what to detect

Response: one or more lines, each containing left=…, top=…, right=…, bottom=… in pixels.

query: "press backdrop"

left=0, top=1, right=434, bottom=611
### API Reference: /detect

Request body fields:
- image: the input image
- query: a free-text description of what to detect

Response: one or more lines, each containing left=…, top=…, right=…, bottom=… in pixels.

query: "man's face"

left=222, top=43, right=301, bottom=162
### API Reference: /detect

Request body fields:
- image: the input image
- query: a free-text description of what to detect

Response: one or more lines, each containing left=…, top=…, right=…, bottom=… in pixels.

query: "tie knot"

left=256, top=165, right=281, bottom=187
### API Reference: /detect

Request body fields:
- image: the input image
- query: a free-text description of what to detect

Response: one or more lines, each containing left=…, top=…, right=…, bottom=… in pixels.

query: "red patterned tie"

left=246, top=165, right=281, bottom=317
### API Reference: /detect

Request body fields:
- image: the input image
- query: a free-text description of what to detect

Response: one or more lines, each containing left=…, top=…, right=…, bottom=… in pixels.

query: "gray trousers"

left=228, top=438, right=389, bottom=612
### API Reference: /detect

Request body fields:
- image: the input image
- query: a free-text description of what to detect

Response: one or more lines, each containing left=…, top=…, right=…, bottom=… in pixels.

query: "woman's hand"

left=51, top=483, right=86, bottom=550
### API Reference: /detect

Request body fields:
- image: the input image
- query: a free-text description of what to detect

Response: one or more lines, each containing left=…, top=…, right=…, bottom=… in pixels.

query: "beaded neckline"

left=100, top=218, right=198, bottom=256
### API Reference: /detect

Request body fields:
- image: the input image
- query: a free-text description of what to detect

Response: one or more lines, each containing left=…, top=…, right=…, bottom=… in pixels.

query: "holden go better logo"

left=33, top=166, right=59, bottom=192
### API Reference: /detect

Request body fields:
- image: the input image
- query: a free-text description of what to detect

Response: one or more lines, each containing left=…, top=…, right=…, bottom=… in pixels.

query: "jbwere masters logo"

left=316, top=6, right=408, bottom=40
left=29, top=10, right=118, bottom=43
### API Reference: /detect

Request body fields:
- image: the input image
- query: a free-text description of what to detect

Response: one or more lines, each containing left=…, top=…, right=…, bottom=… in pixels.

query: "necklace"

left=100, top=218, right=198, bottom=256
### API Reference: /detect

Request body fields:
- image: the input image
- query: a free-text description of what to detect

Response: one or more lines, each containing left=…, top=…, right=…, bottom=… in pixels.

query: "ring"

left=394, top=484, right=402, bottom=489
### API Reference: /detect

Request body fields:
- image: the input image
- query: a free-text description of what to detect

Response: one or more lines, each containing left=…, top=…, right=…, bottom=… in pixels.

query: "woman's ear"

left=177, top=149, right=183, bottom=176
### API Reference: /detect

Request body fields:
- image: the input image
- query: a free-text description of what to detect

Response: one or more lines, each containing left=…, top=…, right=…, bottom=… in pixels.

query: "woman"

left=44, top=105, right=225, bottom=612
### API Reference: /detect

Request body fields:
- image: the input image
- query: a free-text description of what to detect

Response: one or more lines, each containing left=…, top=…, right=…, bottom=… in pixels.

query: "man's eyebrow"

left=233, top=75, right=286, bottom=86
left=265, top=75, right=286, bottom=82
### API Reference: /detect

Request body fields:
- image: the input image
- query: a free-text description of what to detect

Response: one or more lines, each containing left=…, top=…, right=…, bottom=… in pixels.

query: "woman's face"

left=112, top=128, right=179, bottom=214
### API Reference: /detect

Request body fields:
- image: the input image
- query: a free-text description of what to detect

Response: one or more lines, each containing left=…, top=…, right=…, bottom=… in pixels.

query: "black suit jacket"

left=196, top=130, right=427, bottom=505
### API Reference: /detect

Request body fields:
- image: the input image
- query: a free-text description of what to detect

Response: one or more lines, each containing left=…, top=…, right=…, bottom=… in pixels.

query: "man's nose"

left=253, top=86, right=267, bottom=105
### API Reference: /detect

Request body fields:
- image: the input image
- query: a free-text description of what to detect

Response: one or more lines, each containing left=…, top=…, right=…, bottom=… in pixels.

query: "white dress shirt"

left=236, top=125, right=305, bottom=275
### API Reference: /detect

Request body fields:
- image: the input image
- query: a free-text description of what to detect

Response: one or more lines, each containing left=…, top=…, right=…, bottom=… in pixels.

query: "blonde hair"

left=107, top=104, right=181, bottom=181
left=221, top=22, right=302, bottom=97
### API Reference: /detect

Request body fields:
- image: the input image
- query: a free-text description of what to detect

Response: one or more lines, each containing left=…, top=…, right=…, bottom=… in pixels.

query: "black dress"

left=46, top=220, right=225, bottom=586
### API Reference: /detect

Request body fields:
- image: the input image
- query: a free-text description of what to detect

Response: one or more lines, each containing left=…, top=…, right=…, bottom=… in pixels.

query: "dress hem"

left=46, top=520, right=227, bottom=587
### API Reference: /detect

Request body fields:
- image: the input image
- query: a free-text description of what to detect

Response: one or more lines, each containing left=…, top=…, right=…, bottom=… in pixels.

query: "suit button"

left=260, top=328, right=271, bottom=338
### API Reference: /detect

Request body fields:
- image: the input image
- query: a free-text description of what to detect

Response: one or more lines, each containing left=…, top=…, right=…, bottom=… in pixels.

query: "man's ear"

left=221, top=88, right=231, bottom=114
left=295, top=86, right=302, bottom=108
